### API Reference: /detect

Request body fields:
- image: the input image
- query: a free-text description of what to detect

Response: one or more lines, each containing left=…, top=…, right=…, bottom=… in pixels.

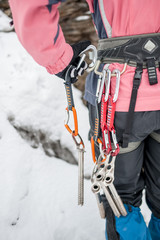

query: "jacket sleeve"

left=9, top=0, right=73, bottom=74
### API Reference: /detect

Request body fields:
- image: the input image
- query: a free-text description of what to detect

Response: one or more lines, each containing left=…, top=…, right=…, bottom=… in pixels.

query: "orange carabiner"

left=91, top=137, right=106, bottom=164
left=64, top=106, right=78, bottom=136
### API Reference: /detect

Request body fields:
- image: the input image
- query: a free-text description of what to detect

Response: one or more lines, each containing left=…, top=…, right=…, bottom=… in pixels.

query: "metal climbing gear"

left=96, top=32, right=160, bottom=148
left=64, top=45, right=97, bottom=206
left=91, top=65, right=127, bottom=218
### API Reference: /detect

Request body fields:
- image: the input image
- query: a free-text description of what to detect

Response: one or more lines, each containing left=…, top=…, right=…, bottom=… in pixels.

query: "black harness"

left=97, top=33, right=160, bottom=148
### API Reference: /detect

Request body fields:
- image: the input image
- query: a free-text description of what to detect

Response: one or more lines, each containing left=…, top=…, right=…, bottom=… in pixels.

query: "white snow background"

left=0, top=11, right=150, bottom=240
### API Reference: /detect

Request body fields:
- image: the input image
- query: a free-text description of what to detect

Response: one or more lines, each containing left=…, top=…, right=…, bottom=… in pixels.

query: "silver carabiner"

left=72, top=133, right=85, bottom=150
left=112, top=69, right=121, bottom=102
left=98, top=69, right=107, bottom=103
left=80, top=45, right=97, bottom=71
left=104, top=68, right=111, bottom=102
left=111, top=129, right=120, bottom=156
left=97, top=65, right=111, bottom=103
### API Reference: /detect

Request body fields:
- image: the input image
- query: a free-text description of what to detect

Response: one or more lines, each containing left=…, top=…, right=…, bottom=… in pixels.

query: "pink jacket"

left=9, top=0, right=160, bottom=112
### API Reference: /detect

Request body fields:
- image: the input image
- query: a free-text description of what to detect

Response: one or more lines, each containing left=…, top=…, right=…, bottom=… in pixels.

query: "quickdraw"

left=64, top=45, right=97, bottom=206
left=63, top=44, right=127, bottom=216
left=91, top=64, right=127, bottom=218
left=90, top=32, right=160, bottom=219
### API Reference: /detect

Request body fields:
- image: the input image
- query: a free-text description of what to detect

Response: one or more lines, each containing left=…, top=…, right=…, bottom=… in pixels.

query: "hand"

left=56, top=40, right=91, bottom=81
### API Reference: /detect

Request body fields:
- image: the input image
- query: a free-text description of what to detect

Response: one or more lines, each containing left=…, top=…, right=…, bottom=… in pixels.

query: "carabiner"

left=104, top=68, right=111, bottom=102
left=80, top=45, right=97, bottom=71
left=98, top=69, right=107, bottom=103
left=64, top=106, right=78, bottom=136
left=97, top=66, right=111, bottom=103
left=72, top=133, right=85, bottom=150
left=103, top=129, right=112, bottom=155
left=111, top=129, right=120, bottom=156
left=112, top=69, right=121, bottom=102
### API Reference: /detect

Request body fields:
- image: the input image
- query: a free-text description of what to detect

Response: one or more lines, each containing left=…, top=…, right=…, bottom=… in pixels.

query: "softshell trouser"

left=88, top=104, right=160, bottom=240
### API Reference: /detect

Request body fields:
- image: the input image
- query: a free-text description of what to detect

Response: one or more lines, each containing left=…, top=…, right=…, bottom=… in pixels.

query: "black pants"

left=88, top=104, right=160, bottom=218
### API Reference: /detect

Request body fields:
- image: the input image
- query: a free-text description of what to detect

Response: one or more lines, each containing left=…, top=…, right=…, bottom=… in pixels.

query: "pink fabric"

left=99, top=0, right=160, bottom=112
left=86, top=0, right=94, bottom=13
left=109, top=64, right=160, bottom=112
left=9, top=0, right=160, bottom=111
left=103, top=0, right=160, bottom=37
left=9, top=0, right=73, bottom=74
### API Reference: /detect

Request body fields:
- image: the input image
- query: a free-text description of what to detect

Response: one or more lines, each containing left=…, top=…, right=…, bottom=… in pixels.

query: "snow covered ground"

left=0, top=11, right=150, bottom=240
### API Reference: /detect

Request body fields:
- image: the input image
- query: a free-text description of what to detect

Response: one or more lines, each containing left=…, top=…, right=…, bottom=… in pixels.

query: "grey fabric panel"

left=114, top=142, right=145, bottom=207
left=88, top=103, right=160, bottom=144
left=144, top=136, right=160, bottom=218
left=114, top=111, right=160, bottom=144
left=98, top=33, right=160, bottom=47
left=87, top=102, right=160, bottom=216
left=150, top=132, right=160, bottom=143
left=98, top=39, right=130, bottom=50
left=119, top=141, right=141, bottom=154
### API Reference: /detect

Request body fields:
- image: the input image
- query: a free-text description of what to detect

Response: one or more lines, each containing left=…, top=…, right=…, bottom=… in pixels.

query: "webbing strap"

left=122, top=63, right=143, bottom=148
left=93, top=99, right=101, bottom=142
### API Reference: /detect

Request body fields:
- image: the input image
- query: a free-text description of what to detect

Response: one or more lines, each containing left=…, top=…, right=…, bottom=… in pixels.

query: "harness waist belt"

left=98, top=33, right=160, bottom=148
left=98, top=33, right=160, bottom=69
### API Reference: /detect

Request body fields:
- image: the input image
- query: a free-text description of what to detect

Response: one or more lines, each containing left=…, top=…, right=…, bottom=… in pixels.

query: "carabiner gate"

left=64, top=106, right=78, bottom=136
left=80, top=45, right=97, bottom=71
left=112, top=69, right=121, bottom=103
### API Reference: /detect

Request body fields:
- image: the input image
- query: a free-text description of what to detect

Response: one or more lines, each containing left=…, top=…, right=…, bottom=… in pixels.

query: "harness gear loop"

left=94, top=60, right=127, bottom=78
